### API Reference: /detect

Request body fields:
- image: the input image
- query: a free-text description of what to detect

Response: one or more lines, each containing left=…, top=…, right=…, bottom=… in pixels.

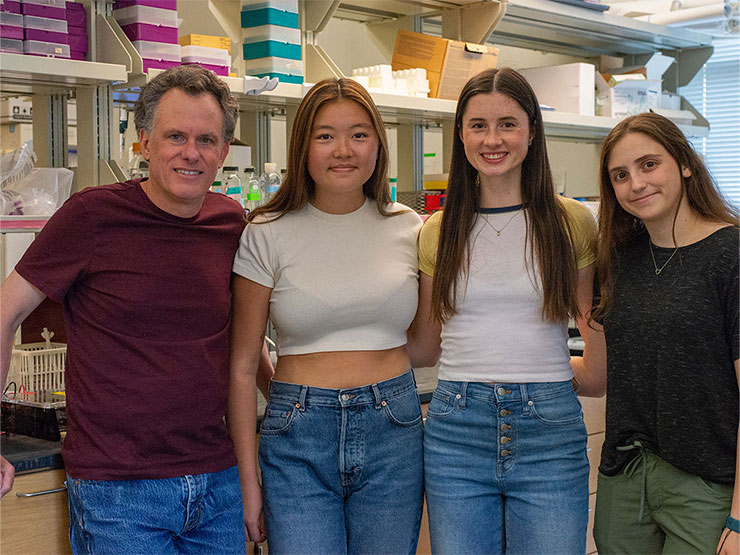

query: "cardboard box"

left=596, top=53, right=674, bottom=118
left=391, top=30, right=499, bottom=100
left=518, top=62, right=595, bottom=116
left=179, top=33, right=231, bottom=55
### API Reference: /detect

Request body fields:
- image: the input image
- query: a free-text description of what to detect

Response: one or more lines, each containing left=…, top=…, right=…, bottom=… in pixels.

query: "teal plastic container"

left=243, top=41, right=301, bottom=60
left=240, top=8, right=298, bottom=29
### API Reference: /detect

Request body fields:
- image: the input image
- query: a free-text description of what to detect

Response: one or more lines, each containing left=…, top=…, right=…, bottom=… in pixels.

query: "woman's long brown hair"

left=431, top=67, right=580, bottom=324
left=247, top=78, right=400, bottom=222
left=594, top=112, right=739, bottom=322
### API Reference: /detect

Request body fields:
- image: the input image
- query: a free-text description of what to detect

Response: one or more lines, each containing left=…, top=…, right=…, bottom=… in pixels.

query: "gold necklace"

left=648, top=239, right=679, bottom=275
left=483, top=210, right=521, bottom=236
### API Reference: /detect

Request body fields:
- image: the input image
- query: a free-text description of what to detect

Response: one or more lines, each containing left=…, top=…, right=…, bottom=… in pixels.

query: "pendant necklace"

left=481, top=205, right=523, bottom=236
left=648, top=239, right=679, bottom=275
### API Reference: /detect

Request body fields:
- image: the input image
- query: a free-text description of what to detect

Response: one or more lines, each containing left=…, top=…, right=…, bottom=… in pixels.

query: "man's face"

left=139, top=88, right=230, bottom=217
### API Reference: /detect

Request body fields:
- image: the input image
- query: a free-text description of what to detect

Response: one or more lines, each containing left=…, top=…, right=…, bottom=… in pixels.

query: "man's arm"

left=0, top=270, right=47, bottom=498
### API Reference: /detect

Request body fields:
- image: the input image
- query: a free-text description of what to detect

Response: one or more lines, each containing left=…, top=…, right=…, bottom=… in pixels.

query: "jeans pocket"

left=529, top=389, right=583, bottom=426
left=426, top=388, right=456, bottom=418
left=259, top=401, right=298, bottom=435
left=383, top=389, right=423, bottom=427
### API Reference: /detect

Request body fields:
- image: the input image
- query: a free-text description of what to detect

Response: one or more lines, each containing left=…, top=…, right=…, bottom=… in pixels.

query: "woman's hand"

left=243, top=480, right=266, bottom=543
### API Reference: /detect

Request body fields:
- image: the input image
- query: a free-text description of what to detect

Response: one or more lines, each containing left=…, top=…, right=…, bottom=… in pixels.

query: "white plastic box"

left=181, top=44, right=229, bottom=66
left=23, top=39, right=70, bottom=57
left=112, top=4, right=177, bottom=27
left=132, top=39, right=180, bottom=61
left=518, top=62, right=595, bottom=116
left=22, top=13, right=68, bottom=32
left=21, top=0, right=66, bottom=7
left=242, top=23, right=300, bottom=45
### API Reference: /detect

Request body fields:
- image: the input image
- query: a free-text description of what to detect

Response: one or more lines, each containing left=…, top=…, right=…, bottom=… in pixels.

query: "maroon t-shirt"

left=16, top=180, right=246, bottom=480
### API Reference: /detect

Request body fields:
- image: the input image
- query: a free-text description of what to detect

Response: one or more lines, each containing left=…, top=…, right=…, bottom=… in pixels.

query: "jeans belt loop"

left=371, top=382, right=383, bottom=408
left=298, top=385, right=308, bottom=412
left=458, top=382, right=468, bottom=409
left=617, top=441, right=648, bottom=522
left=520, top=383, right=530, bottom=415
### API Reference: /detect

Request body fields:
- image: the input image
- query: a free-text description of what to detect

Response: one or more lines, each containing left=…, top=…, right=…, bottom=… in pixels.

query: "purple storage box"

left=141, top=57, right=179, bottom=72
left=65, top=1, right=83, bottom=10
left=24, top=27, right=68, bottom=43
left=114, top=0, right=176, bottom=10
left=182, top=61, right=228, bottom=76
left=1, top=1, right=21, bottom=13
left=0, top=23, right=23, bottom=39
left=66, top=29, right=86, bottom=50
left=121, top=22, right=176, bottom=43
left=64, top=9, right=84, bottom=26
left=21, top=2, right=65, bottom=19
left=70, top=48, right=84, bottom=60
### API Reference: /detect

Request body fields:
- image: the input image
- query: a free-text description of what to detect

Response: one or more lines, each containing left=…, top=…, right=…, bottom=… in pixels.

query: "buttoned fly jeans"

left=258, top=370, right=424, bottom=554
left=424, top=380, right=589, bottom=555
left=66, top=465, right=246, bottom=554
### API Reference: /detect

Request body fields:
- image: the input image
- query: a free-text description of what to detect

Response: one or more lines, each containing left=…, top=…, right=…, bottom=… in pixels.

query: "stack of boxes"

left=65, top=1, right=86, bottom=60
left=241, top=0, right=302, bottom=84
left=0, top=1, right=24, bottom=54
left=22, top=0, right=71, bottom=59
left=113, top=0, right=180, bottom=73
left=179, top=34, right=231, bottom=76
left=0, top=0, right=87, bottom=59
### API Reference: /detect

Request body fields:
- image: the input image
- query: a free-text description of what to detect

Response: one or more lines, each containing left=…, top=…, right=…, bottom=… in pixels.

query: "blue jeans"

left=258, top=370, right=424, bottom=554
left=65, top=466, right=246, bottom=554
left=424, top=380, right=589, bottom=555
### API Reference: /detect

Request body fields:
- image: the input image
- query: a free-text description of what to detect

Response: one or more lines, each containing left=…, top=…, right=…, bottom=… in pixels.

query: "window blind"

left=679, top=37, right=740, bottom=206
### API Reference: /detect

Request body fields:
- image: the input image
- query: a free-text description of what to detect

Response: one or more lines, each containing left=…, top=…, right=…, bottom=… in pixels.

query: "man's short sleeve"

left=15, top=194, right=94, bottom=302
left=232, top=217, right=277, bottom=288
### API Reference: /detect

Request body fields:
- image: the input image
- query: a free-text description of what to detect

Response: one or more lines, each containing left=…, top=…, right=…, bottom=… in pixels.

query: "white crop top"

left=232, top=199, right=423, bottom=356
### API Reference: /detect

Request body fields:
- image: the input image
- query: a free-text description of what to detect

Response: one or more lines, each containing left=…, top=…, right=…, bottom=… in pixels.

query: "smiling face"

left=459, top=91, right=533, bottom=191
left=607, top=132, right=691, bottom=228
left=139, top=88, right=229, bottom=218
left=307, top=99, right=379, bottom=213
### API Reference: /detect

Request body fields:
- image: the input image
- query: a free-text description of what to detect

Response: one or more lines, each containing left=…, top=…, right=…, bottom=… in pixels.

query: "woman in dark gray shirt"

left=593, top=112, right=739, bottom=555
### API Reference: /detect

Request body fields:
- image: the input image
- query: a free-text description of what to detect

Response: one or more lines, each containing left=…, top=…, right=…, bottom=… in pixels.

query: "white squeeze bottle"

left=262, top=162, right=281, bottom=203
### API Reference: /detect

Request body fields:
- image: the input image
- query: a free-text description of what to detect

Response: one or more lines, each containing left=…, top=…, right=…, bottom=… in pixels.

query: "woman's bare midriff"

left=273, top=345, right=411, bottom=389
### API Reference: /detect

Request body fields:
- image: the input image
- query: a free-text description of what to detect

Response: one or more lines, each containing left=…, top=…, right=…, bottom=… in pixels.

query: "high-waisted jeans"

left=258, top=370, right=424, bottom=554
left=424, top=379, right=589, bottom=555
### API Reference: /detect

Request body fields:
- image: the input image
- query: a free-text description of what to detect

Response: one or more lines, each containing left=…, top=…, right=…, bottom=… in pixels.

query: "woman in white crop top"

left=408, top=68, right=606, bottom=553
left=228, top=78, right=424, bottom=553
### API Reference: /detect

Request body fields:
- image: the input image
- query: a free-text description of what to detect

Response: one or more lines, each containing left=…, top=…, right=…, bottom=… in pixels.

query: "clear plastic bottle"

left=222, top=166, right=242, bottom=206
left=243, top=166, right=263, bottom=213
left=262, top=162, right=282, bottom=203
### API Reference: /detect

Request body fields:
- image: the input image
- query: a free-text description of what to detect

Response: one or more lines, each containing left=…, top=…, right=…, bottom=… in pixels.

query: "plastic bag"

left=1, top=167, right=74, bottom=216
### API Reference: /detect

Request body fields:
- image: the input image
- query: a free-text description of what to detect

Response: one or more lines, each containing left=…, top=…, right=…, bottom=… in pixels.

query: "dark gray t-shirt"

left=600, top=226, right=739, bottom=484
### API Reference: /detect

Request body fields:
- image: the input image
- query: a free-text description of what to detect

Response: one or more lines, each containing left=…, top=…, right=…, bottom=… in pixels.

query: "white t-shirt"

left=233, top=198, right=423, bottom=356
left=418, top=197, right=597, bottom=383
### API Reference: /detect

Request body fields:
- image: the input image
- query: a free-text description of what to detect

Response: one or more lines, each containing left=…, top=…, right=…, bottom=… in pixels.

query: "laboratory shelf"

left=0, top=216, right=49, bottom=233
left=0, top=53, right=128, bottom=95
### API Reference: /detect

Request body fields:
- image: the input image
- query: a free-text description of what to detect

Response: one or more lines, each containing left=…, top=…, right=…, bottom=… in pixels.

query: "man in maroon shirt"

left=0, top=65, right=271, bottom=553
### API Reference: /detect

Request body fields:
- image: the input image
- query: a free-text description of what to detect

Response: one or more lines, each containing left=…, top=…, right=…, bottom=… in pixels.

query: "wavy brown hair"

left=431, top=67, right=580, bottom=323
left=594, top=112, right=739, bottom=321
left=248, top=78, right=400, bottom=222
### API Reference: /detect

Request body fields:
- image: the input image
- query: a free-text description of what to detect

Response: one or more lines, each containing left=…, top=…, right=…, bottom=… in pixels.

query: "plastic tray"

left=23, top=38, right=69, bottom=56
left=181, top=44, right=229, bottom=66
left=8, top=342, right=67, bottom=393
left=112, top=4, right=176, bottom=27
left=23, top=13, right=68, bottom=31
left=132, top=39, right=180, bottom=61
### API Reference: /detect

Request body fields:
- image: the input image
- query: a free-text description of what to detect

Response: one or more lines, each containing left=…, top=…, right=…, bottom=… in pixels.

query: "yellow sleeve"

left=558, top=196, right=597, bottom=269
left=418, top=211, right=443, bottom=277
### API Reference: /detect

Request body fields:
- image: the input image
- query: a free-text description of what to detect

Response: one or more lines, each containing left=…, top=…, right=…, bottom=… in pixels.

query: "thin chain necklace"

left=648, top=238, right=679, bottom=275
left=483, top=210, right=521, bottom=236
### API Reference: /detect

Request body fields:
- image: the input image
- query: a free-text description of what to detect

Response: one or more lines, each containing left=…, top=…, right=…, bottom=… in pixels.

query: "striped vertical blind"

left=679, top=37, right=740, bottom=206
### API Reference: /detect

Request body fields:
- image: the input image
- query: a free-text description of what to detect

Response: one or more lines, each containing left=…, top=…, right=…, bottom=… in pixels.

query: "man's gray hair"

left=133, top=65, right=239, bottom=143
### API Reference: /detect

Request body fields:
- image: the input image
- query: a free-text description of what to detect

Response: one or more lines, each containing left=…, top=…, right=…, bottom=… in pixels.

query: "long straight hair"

left=431, top=67, right=580, bottom=323
left=248, top=78, right=398, bottom=222
left=594, top=112, right=739, bottom=321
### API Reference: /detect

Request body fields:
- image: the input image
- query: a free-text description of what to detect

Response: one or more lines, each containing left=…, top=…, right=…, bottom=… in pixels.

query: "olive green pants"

left=594, top=449, right=733, bottom=554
